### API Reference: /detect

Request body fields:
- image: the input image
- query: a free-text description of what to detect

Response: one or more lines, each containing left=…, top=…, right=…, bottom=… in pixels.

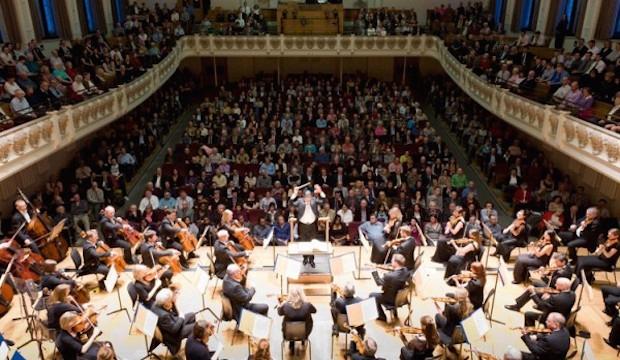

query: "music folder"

left=329, top=252, right=356, bottom=277
left=239, top=309, right=272, bottom=339
left=412, top=264, right=433, bottom=298
left=461, top=308, right=490, bottom=341
left=274, top=254, right=302, bottom=280
left=262, top=228, right=274, bottom=249
left=498, top=257, right=510, bottom=287
left=133, top=304, right=158, bottom=341
left=104, top=264, right=119, bottom=293
left=345, top=297, right=378, bottom=327
left=580, top=270, right=594, bottom=301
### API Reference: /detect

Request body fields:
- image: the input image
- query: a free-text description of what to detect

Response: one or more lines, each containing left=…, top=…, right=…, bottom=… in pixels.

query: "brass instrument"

left=423, top=296, right=458, bottom=304
left=511, top=326, right=552, bottom=334
left=390, top=326, right=423, bottom=335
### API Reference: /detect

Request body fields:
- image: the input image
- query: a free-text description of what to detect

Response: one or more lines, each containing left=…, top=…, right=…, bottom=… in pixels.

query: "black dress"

left=432, top=219, right=465, bottom=263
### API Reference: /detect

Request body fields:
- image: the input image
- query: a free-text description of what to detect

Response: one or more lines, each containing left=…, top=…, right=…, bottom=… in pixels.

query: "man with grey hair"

left=222, top=264, right=268, bottom=321
left=151, top=288, right=197, bottom=354
left=289, top=184, right=326, bottom=267
left=349, top=334, right=383, bottom=360
left=330, top=282, right=365, bottom=337
left=560, top=206, right=603, bottom=264
left=521, top=312, right=570, bottom=359
left=214, top=229, right=248, bottom=278
left=523, top=277, right=575, bottom=328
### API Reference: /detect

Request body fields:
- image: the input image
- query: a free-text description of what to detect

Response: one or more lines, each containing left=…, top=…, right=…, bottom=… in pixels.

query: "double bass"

left=18, top=190, right=69, bottom=261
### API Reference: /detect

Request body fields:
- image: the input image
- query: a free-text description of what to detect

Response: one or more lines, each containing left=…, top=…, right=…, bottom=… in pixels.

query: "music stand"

left=487, top=258, right=508, bottom=327
left=274, top=254, right=302, bottom=295
left=9, top=275, right=44, bottom=358
left=261, top=228, right=276, bottom=268
left=131, top=303, right=162, bottom=360
left=355, top=228, right=372, bottom=280
left=194, top=264, right=212, bottom=309
left=104, top=265, right=130, bottom=321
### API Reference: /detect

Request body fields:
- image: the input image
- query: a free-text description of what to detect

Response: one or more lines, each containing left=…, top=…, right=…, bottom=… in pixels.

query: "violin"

left=424, top=296, right=458, bottom=304
left=390, top=326, right=424, bottom=335
left=531, top=266, right=563, bottom=276
left=533, top=287, right=560, bottom=295
left=383, top=237, right=408, bottom=248
left=450, top=271, right=476, bottom=282
left=371, top=263, right=394, bottom=272
left=175, top=219, right=198, bottom=253
left=344, top=324, right=366, bottom=356
left=452, top=237, right=474, bottom=245
left=511, top=326, right=552, bottom=334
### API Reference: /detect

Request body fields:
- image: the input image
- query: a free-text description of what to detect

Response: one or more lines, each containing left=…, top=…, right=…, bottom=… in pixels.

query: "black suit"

left=563, top=219, right=603, bottom=261
left=100, top=217, right=133, bottom=264
left=369, top=267, right=410, bottom=320
left=158, top=218, right=188, bottom=265
left=10, top=211, right=40, bottom=254
left=214, top=241, right=247, bottom=279
left=222, top=275, right=268, bottom=321
left=331, top=293, right=365, bottom=337
left=40, top=272, right=76, bottom=291
left=278, top=302, right=316, bottom=337
left=514, top=266, right=573, bottom=308
left=185, top=335, right=214, bottom=360
left=151, top=303, right=196, bottom=354
left=524, top=291, right=575, bottom=327
left=466, top=278, right=484, bottom=310
left=82, top=242, right=110, bottom=276
left=139, top=242, right=174, bottom=285
left=521, top=328, right=570, bottom=360
left=394, top=237, right=416, bottom=270
left=134, top=280, right=160, bottom=308
left=47, top=302, right=79, bottom=331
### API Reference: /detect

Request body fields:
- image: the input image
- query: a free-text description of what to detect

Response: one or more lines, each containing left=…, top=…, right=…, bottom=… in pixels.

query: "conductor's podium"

left=286, top=240, right=334, bottom=285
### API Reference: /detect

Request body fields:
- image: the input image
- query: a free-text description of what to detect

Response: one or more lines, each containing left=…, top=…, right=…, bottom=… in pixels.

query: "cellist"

left=140, top=229, right=179, bottom=279
left=100, top=206, right=135, bottom=265
left=82, top=230, right=111, bottom=277
left=214, top=229, right=249, bottom=279
left=158, top=210, right=192, bottom=268
left=10, top=199, right=41, bottom=254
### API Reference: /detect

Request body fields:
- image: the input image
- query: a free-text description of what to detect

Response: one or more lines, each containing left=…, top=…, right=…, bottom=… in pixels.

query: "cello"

left=18, top=189, right=69, bottom=261
left=230, top=220, right=255, bottom=250
left=80, top=232, right=127, bottom=273
left=175, top=219, right=198, bottom=253
left=0, top=258, right=16, bottom=316
left=0, top=223, right=44, bottom=281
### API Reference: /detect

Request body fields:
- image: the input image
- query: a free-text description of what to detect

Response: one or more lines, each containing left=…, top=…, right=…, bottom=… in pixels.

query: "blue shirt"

left=159, top=197, right=177, bottom=210
left=274, top=223, right=290, bottom=240
left=259, top=162, right=275, bottom=176
left=549, top=70, right=569, bottom=86
left=315, top=118, right=327, bottom=128
left=359, top=221, right=385, bottom=243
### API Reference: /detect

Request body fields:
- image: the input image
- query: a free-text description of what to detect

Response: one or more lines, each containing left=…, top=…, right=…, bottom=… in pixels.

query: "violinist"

left=100, top=206, right=135, bottom=264
left=602, top=283, right=620, bottom=324
left=158, top=210, right=191, bottom=268
left=214, top=229, right=249, bottom=279
left=222, top=263, right=269, bottom=321
left=506, top=253, right=572, bottom=312
left=520, top=312, right=570, bottom=360
left=10, top=199, right=41, bottom=254
left=519, top=277, right=575, bottom=328
left=249, top=338, right=272, bottom=360
left=560, top=207, right=603, bottom=264
left=447, top=262, right=486, bottom=310
left=151, top=288, right=197, bottom=355
left=349, top=335, right=384, bottom=360
left=434, top=288, right=473, bottom=348
left=330, top=282, right=365, bottom=337
left=494, top=209, right=528, bottom=262
left=140, top=229, right=180, bottom=276
left=397, top=315, right=440, bottom=360
left=431, top=206, right=465, bottom=263
left=82, top=230, right=111, bottom=277
left=369, top=254, right=410, bottom=322
left=132, top=264, right=170, bottom=308
left=512, top=230, right=556, bottom=284
left=444, top=229, right=483, bottom=279
left=41, top=259, right=77, bottom=291
left=391, top=226, right=416, bottom=271
left=56, top=311, right=103, bottom=360
left=575, top=228, right=620, bottom=284
left=46, top=284, right=81, bottom=331
left=185, top=320, right=216, bottom=360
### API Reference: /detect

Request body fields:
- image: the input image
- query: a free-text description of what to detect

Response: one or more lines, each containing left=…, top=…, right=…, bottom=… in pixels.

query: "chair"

left=67, top=248, right=99, bottom=280
left=281, top=321, right=311, bottom=359
left=591, top=264, right=619, bottom=285
left=383, top=279, right=414, bottom=323
left=331, top=313, right=351, bottom=358
left=218, top=290, right=239, bottom=345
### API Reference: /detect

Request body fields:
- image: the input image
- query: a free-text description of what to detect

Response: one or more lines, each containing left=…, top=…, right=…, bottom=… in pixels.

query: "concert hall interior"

left=1, top=1, right=620, bottom=360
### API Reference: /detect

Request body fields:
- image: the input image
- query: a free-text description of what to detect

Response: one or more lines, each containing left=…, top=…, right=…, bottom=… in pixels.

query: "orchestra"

left=0, top=188, right=617, bottom=360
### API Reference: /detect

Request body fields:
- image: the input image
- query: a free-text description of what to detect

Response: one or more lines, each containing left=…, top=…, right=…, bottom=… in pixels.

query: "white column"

left=65, top=0, right=82, bottom=40
left=503, top=0, right=517, bottom=33
left=535, top=0, right=551, bottom=33
left=101, top=0, right=114, bottom=33
left=580, top=0, right=602, bottom=41
left=14, top=0, right=36, bottom=43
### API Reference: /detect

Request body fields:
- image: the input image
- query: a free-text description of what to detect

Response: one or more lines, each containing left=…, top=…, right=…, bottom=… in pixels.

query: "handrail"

left=0, top=34, right=618, bottom=183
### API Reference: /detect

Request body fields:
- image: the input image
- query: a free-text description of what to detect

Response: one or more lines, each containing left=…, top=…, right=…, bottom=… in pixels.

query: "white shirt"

left=337, top=209, right=353, bottom=225
left=5, top=81, right=22, bottom=96
left=553, top=84, right=571, bottom=100
left=139, top=195, right=159, bottom=212
left=300, top=203, right=316, bottom=224
left=20, top=211, right=31, bottom=223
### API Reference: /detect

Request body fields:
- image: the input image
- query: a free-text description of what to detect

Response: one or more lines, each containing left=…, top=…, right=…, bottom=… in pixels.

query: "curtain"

left=28, top=0, right=44, bottom=40
left=93, top=0, right=106, bottom=32
left=595, top=1, right=619, bottom=39
left=55, top=0, right=72, bottom=39
left=0, top=1, right=21, bottom=42
left=511, top=0, right=523, bottom=32
left=545, top=0, right=561, bottom=36
left=574, top=0, right=587, bottom=39
left=76, top=0, right=88, bottom=35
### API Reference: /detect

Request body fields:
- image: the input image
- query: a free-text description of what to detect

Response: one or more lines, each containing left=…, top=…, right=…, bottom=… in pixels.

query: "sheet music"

left=358, top=228, right=371, bottom=252
left=210, top=337, right=225, bottom=359
left=582, top=340, right=595, bottom=360
left=134, top=304, right=158, bottom=338
left=104, top=265, right=118, bottom=293
left=413, top=265, right=433, bottom=298
left=239, top=309, right=272, bottom=339
left=346, top=297, right=378, bottom=327
left=274, top=255, right=302, bottom=280
left=262, top=228, right=274, bottom=249
left=330, top=252, right=356, bottom=277
left=195, top=266, right=210, bottom=293
left=461, top=308, right=490, bottom=341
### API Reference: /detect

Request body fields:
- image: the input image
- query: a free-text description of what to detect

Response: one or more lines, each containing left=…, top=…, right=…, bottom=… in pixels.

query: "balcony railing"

left=0, top=35, right=618, bottom=183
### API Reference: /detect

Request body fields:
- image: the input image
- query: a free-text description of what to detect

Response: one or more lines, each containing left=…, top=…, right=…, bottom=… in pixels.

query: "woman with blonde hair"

left=434, top=288, right=473, bottom=346
left=46, top=284, right=80, bottom=331
left=250, top=338, right=272, bottom=360
left=276, top=287, right=316, bottom=354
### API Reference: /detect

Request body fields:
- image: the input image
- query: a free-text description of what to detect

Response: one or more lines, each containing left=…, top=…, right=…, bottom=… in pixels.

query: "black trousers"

left=610, top=317, right=620, bottom=346
left=513, top=254, right=545, bottom=284
left=298, top=221, right=318, bottom=263
left=576, top=255, right=611, bottom=282
left=445, top=255, right=467, bottom=278
left=567, top=238, right=596, bottom=262
left=369, top=292, right=392, bottom=320
left=107, top=237, right=134, bottom=264
left=496, top=237, right=526, bottom=262
left=602, top=286, right=620, bottom=318
left=167, top=241, right=189, bottom=266
left=432, top=239, right=455, bottom=263
left=514, top=279, right=548, bottom=308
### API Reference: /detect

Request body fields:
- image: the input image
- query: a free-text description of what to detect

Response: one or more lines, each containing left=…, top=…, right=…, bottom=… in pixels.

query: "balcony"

left=0, top=35, right=618, bottom=183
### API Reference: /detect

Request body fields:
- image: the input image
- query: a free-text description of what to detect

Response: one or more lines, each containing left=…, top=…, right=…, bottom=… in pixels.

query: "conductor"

left=289, top=184, right=325, bottom=268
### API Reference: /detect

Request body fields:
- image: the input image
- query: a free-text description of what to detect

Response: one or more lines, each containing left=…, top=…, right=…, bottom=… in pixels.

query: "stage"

left=0, top=245, right=616, bottom=359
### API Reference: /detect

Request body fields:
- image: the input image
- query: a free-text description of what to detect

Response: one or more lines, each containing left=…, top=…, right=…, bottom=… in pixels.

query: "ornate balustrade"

left=0, top=35, right=618, bottom=183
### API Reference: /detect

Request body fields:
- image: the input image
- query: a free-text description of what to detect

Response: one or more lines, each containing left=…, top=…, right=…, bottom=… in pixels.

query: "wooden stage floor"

left=0, top=246, right=617, bottom=359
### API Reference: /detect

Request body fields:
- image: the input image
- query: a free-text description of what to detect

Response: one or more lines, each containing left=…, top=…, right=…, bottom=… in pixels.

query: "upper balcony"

left=0, top=35, right=618, bottom=183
